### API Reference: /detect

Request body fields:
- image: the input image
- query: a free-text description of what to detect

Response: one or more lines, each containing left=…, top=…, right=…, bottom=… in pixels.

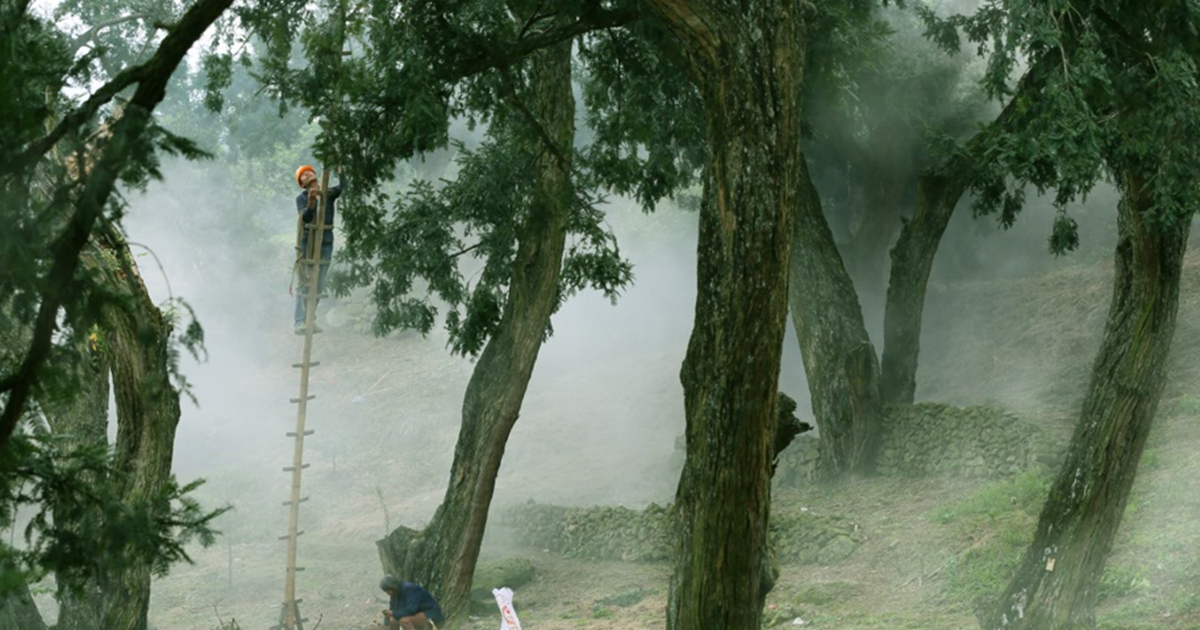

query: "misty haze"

left=3, top=2, right=1199, bottom=630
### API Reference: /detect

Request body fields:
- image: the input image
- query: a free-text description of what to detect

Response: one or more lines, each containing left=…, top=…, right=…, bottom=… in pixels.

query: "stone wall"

left=773, top=402, right=1064, bottom=485
left=493, top=502, right=862, bottom=566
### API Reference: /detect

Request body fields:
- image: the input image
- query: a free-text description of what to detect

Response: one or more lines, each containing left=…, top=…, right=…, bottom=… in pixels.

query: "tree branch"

left=9, top=65, right=150, bottom=178
left=69, top=13, right=152, bottom=56
left=446, top=2, right=641, bottom=80
left=0, top=0, right=235, bottom=453
left=496, top=66, right=571, bottom=168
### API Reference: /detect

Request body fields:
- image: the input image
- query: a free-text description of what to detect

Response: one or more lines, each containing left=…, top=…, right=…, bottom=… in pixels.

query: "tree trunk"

left=642, top=4, right=805, bottom=630
left=39, top=332, right=110, bottom=630
left=789, top=158, right=883, bottom=475
left=985, top=173, right=1189, bottom=630
left=878, top=74, right=1032, bottom=405
left=95, top=235, right=182, bottom=630
left=377, top=35, right=573, bottom=625
left=879, top=172, right=967, bottom=404
left=0, top=583, right=47, bottom=630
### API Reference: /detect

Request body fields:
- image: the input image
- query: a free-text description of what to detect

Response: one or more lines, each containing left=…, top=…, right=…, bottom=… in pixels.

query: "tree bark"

left=878, top=64, right=1037, bottom=405
left=40, top=332, right=111, bottom=630
left=985, top=173, right=1190, bottom=630
left=0, top=583, right=48, bottom=630
left=376, top=34, right=573, bottom=625
left=642, top=4, right=806, bottom=630
left=0, top=0, right=234, bottom=452
left=789, top=158, right=883, bottom=475
left=94, top=234, right=182, bottom=630
left=878, top=171, right=968, bottom=404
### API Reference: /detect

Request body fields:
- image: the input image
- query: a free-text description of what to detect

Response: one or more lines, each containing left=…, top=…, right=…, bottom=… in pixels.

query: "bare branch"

left=68, top=13, right=152, bottom=56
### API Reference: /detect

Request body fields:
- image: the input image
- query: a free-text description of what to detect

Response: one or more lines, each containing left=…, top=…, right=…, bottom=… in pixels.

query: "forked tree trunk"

left=376, top=35, right=573, bottom=625
left=789, top=159, right=883, bottom=475
left=986, top=173, right=1189, bottom=630
left=643, top=4, right=805, bottom=630
left=879, top=172, right=967, bottom=404
left=95, top=234, right=182, bottom=630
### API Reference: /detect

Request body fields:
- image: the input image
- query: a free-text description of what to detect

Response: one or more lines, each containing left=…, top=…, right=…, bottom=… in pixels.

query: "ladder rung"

left=290, top=395, right=316, bottom=403
left=282, top=497, right=310, bottom=506
left=287, top=430, right=315, bottom=437
left=292, top=362, right=320, bottom=368
left=283, top=464, right=311, bottom=472
left=278, top=530, right=305, bottom=540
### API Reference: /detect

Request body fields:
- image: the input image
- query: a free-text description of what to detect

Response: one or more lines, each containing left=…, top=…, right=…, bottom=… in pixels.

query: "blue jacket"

left=296, top=173, right=345, bottom=245
left=389, top=581, right=445, bottom=625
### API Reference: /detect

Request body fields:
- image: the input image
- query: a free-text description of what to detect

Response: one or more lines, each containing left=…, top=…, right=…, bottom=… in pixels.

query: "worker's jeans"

left=295, top=237, right=333, bottom=326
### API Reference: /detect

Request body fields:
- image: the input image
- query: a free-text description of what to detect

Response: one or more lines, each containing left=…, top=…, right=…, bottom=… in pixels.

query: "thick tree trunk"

left=985, top=174, right=1189, bottom=630
left=0, top=583, right=48, bottom=630
left=94, top=235, right=182, bottom=630
left=789, top=159, right=883, bottom=475
left=879, top=172, right=967, bottom=404
left=643, top=4, right=805, bottom=630
left=40, top=333, right=110, bottom=630
left=376, top=36, right=573, bottom=625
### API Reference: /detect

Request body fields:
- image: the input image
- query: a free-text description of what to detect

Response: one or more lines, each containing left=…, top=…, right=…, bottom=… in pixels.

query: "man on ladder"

left=293, top=163, right=346, bottom=334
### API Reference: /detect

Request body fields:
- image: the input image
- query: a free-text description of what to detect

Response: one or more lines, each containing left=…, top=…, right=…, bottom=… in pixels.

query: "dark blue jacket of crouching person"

left=380, top=575, right=445, bottom=629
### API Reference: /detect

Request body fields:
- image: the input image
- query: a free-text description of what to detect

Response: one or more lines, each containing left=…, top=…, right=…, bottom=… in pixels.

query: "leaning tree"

left=922, top=1, right=1200, bottom=627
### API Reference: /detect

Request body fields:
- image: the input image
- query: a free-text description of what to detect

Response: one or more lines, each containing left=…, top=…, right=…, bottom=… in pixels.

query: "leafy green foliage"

left=0, top=424, right=227, bottom=595
left=919, top=0, right=1200, bottom=252
left=337, top=123, right=631, bottom=356
left=577, top=22, right=704, bottom=210
left=222, top=1, right=651, bottom=355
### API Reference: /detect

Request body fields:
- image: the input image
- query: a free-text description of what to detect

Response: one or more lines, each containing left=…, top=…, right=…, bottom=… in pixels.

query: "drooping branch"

left=0, top=0, right=235, bottom=453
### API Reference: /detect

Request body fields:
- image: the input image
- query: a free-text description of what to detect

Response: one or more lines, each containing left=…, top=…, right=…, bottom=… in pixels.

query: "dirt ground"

left=30, top=240, right=1200, bottom=630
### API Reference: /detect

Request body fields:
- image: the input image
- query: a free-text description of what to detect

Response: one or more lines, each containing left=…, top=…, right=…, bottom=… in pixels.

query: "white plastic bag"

left=493, top=587, right=523, bottom=630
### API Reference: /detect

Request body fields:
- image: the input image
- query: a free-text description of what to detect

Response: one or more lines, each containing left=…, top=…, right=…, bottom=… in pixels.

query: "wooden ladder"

left=275, top=167, right=333, bottom=630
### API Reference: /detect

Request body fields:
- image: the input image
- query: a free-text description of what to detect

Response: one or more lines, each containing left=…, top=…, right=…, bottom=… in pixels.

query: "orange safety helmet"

left=294, top=165, right=316, bottom=188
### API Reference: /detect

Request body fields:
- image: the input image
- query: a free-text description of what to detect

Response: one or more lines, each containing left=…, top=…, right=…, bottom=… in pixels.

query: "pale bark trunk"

left=986, top=173, right=1189, bottom=629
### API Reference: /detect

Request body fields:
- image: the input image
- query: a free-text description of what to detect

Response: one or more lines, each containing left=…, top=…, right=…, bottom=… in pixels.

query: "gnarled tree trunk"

left=377, top=34, right=573, bottom=625
left=644, top=4, right=805, bottom=630
left=986, top=173, right=1189, bottom=629
left=95, top=234, right=182, bottom=630
left=40, top=332, right=110, bottom=630
left=789, top=159, right=883, bottom=475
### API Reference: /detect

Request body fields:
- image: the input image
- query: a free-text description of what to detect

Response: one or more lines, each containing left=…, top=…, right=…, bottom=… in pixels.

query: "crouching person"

left=380, top=576, right=445, bottom=630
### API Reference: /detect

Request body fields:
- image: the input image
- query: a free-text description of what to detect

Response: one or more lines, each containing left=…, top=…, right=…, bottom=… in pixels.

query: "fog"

left=40, top=5, right=1188, bottom=626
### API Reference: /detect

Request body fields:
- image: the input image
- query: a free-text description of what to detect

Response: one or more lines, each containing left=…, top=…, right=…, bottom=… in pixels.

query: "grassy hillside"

left=98, top=245, right=1200, bottom=629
